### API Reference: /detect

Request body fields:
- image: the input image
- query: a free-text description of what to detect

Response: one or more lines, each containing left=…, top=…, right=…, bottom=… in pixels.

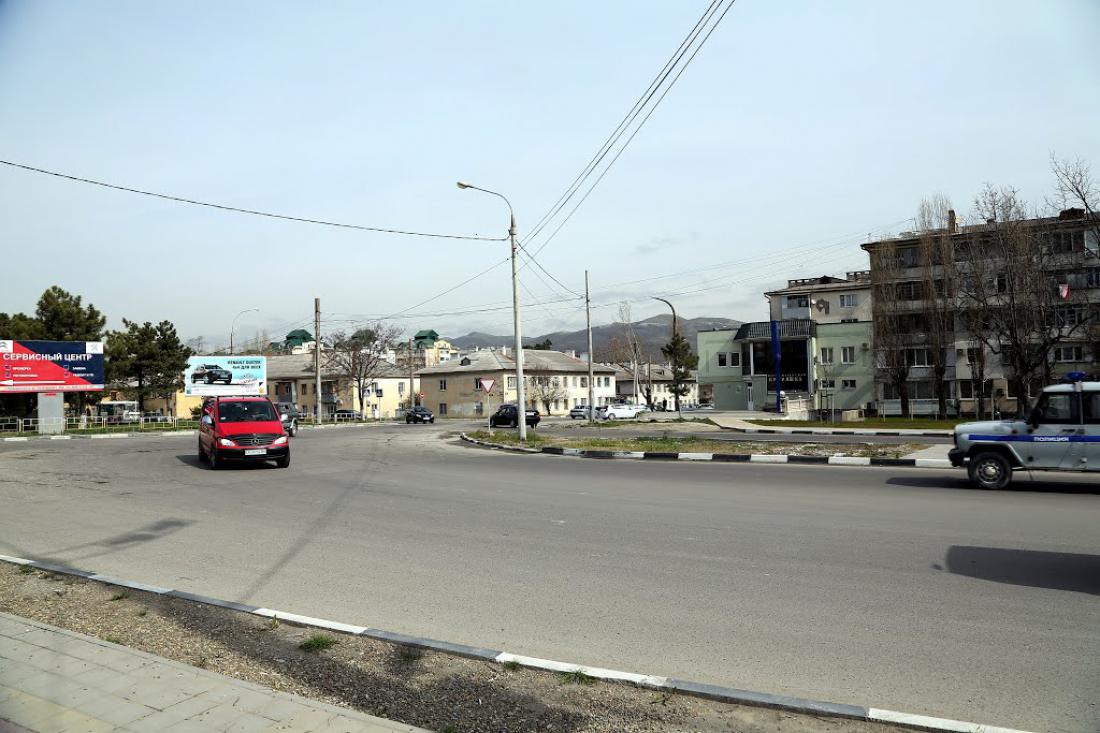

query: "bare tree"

left=324, top=322, right=401, bottom=418
left=870, top=240, right=912, bottom=416
left=916, top=195, right=956, bottom=418
left=957, top=184, right=1094, bottom=413
left=526, top=372, right=567, bottom=413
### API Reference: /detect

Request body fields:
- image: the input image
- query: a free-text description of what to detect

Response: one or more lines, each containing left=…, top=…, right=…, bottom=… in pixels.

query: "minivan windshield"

left=217, top=400, right=277, bottom=423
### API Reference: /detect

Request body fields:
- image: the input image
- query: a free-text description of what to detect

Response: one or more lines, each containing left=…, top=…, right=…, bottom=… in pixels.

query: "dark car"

left=406, top=406, right=435, bottom=424
left=489, top=404, right=540, bottom=428
left=197, top=396, right=289, bottom=469
left=277, top=404, right=301, bottom=436
left=191, top=364, right=232, bottom=384
left=333, top=409, right=363, bottom=421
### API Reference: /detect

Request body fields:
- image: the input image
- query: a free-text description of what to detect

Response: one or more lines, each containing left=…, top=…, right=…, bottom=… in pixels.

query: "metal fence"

left=0, top=415, right=200, bottom=434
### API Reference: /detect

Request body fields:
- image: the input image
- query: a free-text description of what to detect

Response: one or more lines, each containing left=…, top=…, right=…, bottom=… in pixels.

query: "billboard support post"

left=37, top=392, right=64, bottom=435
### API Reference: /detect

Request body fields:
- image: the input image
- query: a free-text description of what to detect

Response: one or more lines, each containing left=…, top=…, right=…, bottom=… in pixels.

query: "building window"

left=439, top=403, right=447, bottom=416
left=1053, top=345, right=1084, bottom=363
left=906, top=348, right=931, bottom=367
left=820, top=347, right=834, bottom=365
left=439, top=379, right=447, bottom=391
left=718, top=353, right=727, bottom=367
left=473, top=378, right=481, bottom=390
left=507, top=376, right=516, bottom=389
left=786, top=295, right=809, bottom=308
left=841, top=346, right=856, bottom=364
left=841, top=379, right=857, bottom=390
left=475, top=401, right=483, bottom=415
left=580, top=377, right=588, bottom=388
left=839, top=294, right=858, bottom=308
left=398, top=383, right=405, bottom=394
left=819, top=378, right=836, bottom=389
left=728, top=352, right=740, bottom=367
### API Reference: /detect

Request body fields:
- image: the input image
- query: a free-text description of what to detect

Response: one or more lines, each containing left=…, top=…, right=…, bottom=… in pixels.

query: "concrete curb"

left=0, top=422, right=389, bottom=443
left=0, top=554, right=1032, bottom=733
left=459, top=434, right=953, bottom=469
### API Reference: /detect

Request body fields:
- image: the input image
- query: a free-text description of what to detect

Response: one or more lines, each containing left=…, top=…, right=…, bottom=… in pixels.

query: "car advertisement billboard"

left=184, top=355, right=267, bottom=396
left=0, top=340, right=105, bottom=393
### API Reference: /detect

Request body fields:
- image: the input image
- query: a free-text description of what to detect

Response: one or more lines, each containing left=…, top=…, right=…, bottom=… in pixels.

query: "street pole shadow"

left=938, top=546, right=1100, bottom=595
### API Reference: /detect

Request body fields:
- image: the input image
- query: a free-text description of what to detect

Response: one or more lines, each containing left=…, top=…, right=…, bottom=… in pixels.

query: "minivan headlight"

left=218, top=438, right=236, bottom=447
left=272, top=436, right=288, bottom=446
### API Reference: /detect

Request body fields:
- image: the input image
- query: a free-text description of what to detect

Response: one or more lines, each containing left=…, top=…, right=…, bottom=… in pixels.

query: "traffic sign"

left=0, top=340, right=104, bottom=393
left=479, top=378, right=495, bottom=394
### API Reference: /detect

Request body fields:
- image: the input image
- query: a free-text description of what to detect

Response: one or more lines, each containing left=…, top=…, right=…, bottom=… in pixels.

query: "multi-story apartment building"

left=416, top=349, right=616, bottom=417
left=613, top=364, right=699, bottom=408
left=697, top=272, right=874, bottom=413
left=862, top=207, right=1099, bottom=416
left=266, top=353, right=417, bottom=419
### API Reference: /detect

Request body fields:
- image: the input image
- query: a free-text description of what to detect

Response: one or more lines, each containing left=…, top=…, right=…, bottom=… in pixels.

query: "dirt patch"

left=0, top=563, right=904, bottom=733
left=468, top=431, right=925, bottom=458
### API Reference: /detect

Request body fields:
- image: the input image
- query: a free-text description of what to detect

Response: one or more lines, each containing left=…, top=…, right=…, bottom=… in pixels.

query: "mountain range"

left=449, top=315, right=740, bottom=359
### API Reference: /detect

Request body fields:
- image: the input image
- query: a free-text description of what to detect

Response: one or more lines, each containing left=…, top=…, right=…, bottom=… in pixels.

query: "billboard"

left=0, top=340, right=105, bottom=393
left=183, top=355, right=267, bottom=397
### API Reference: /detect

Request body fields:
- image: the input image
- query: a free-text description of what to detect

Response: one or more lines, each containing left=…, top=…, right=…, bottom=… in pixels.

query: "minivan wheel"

left=275, top=454, right=290, bottom=468
left=209, top=447, right=221, bottom=470
left=198, top=439, right=207, bottom=463
left=968, top=451, right=1011, bottom=490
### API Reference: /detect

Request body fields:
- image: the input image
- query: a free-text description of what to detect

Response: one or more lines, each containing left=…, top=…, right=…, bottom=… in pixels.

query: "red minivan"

left=198, top=396, right=290, bottom=469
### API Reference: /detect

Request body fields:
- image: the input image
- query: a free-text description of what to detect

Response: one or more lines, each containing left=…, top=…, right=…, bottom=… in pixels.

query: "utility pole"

left=314, top=297, right=322, bottom=424
left=457, top=181, right=526, bottom=440
left=653, top=296, right=681, bottom=418
left=585, top=270, right=595, bottom=424
left=407, top=337, right=415, bottom=409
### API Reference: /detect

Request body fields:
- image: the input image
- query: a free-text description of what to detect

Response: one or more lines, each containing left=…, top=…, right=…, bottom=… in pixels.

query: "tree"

left=0, top=312, right=44, bottom=340
left=526, top=371, right=567, bottom=412
left=529, top=338, right=553, bottom=350
left=325, top=323, right=400, bottom=418
left=106, top=320, right=192, bottom=411
left=35, top=286, right=105, bottom=341
left=870, top=241, right=912, bottom=416
left=660, top=331, right=698, bottom=414
left=916, top=195, right=956, bottom=419
left=957, top=184, right=1095, bottom=413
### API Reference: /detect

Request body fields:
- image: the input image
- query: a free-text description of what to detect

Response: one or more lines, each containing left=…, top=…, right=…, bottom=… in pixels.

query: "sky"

left=2, top=1, right=1098, bottom=349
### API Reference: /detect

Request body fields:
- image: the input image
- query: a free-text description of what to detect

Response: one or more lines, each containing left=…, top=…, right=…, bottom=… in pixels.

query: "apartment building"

left=416, top=349, right=616, bottom=417
left=266, top=353, right=417, bottom=419
left=613, top=364, right=699, bottom=408
left=862, top=207, right=1099, bottom=415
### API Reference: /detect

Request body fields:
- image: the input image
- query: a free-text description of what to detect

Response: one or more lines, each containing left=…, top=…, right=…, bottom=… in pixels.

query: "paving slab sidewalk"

left=0, top=611, right=430, bottom=733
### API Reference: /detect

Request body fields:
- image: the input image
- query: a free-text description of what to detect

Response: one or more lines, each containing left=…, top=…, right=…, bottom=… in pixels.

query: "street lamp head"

left=456, top=181, right=473, bottom=189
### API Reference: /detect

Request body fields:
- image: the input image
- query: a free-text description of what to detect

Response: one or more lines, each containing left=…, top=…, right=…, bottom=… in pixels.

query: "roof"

left=266, top=353, right=406, bottom=381
left=417, top=349, right=615, bottom=375
left=612, top=363, right=696, bottom=383
left=861, top=210, right=1098, bottom=251
left=765, top=278, right=873, bottom=297
left=734, top=319, right=813, bottom=340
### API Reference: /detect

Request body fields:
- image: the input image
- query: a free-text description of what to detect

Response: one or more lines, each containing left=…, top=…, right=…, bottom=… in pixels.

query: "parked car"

left=333, top=409, right=363, bottom=421
left=569, top=405, right=597, bottom=420
left=198, top=396, right=289, bottom=469
left=406, top=406, right=435, bottom=424
left=949, top=374, right=1100, bottom=489
left=489, top=404, right=540, bottom=428
left=603, top=403, right=649, bottom=420
left=191, top=364, right=233, bottom=384
left=277, top=404, right=301, bottom=437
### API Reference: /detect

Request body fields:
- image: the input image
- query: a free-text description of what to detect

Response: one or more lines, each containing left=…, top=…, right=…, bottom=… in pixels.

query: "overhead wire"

left=0, top=159, right=508, bottom=242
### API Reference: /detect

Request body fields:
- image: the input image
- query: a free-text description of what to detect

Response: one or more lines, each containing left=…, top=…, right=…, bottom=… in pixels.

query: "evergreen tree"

left=35, top=286, right=106, bottom=341
left=106, top=320, right=192, bottom=411
left=660, top=332, right=698, bottom=414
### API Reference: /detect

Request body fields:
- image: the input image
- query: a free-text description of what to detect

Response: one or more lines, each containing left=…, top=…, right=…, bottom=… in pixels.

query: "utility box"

left=37, top=392, right=65, bottom=434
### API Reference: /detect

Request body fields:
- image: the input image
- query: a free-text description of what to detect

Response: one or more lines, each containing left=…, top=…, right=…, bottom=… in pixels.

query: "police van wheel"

left=968, top=452, right=1011, bottom=490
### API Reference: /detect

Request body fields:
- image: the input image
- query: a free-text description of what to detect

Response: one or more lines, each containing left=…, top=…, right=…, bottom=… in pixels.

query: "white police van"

left=949, top=373, right=1100, bottom=489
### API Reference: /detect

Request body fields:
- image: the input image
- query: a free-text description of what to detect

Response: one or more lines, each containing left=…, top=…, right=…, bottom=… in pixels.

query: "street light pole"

left=230, top=307, right=259, bottom=355
left=652, top=296, right=682, bottom=419
left=457, top=181, right=527, bottom=440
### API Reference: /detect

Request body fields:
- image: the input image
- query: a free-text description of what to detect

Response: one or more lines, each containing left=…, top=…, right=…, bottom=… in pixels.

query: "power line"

left=526, top=0, right=737, bottom=261
left=0, top=159, right=508, bottom=242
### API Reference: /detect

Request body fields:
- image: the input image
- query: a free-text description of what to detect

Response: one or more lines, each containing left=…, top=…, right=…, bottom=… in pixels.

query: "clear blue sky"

left=2, top=1, right=1098, bottom=347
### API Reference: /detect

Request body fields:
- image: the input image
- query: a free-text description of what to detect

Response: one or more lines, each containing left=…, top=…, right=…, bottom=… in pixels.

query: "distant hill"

left=449, top=315, right=740, bottom=358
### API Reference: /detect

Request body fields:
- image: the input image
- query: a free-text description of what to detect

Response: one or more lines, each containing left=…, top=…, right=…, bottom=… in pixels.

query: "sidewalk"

left=0, top=611, right=429, bottom=733
left=708, top=414, right=953, bottom=437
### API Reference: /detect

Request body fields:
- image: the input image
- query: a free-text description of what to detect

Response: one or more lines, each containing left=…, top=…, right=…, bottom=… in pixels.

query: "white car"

left=602, top=403, right=649, bottom=420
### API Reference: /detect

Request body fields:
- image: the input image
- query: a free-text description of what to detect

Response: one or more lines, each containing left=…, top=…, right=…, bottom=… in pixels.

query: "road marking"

left=3, top=437, right=29, bottom=442
left=253, top=608, right=368, bottom=635
left=494, top=652, right=667, bottom=688
left=49, top=435, right=72, bottom=440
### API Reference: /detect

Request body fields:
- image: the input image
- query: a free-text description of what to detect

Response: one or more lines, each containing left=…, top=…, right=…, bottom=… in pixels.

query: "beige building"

left=614, top=364, right=699, bottom=408
left=417, top=349, right=617, bottom=417
left=266, top=353, right=418, bottom=419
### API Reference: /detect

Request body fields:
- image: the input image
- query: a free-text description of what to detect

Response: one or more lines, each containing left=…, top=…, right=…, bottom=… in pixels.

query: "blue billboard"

left=0, top=340, right=105, bottom=393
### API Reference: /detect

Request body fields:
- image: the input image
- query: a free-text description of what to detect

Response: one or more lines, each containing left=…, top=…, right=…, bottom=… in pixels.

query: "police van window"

left=1033, top=393, right=1080, bottom=424
left=1083, top=393, right=1100, bottom=425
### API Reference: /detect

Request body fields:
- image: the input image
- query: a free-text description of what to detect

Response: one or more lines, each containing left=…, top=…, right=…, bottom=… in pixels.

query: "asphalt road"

left=2, top=425, right=1097, bottom=732
left=539, top=421, right=954, bottom=445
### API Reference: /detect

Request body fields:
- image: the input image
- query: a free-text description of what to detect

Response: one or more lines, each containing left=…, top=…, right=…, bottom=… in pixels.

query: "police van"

left=949, top=373, right=1100, bottom=489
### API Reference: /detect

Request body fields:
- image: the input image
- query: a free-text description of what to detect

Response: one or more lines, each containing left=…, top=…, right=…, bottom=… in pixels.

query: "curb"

left=0, top=554, right=1032, bottom=733
left=459, top=434, right=953, bottom=469
left=722, top=426, right=953, bottom=438
left=0, top=422, right=388, bottom=443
